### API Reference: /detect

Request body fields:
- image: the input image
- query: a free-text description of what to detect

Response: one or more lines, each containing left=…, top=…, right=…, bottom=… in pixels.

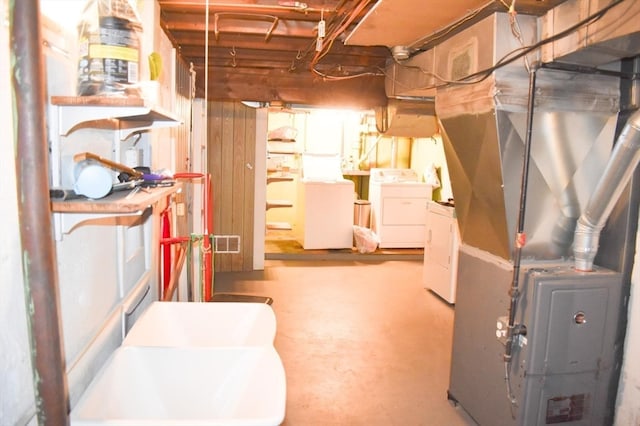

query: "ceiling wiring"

left=410, top=1, right=498, bottom=52
left=311, top=66, right=383, bottom=81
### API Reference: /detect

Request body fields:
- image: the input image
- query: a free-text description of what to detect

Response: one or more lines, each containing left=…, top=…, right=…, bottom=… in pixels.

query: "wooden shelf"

left=343, top=170, right=371, bottom=176
left=267, top=138, right=296, bottom=143
left=268, top=150, right=297, bottom=155
left=267, top=176, right=295, bottom=184
left=266, top=222, right=293, bottom=231
left=51, top=95, right=146, bottom=107
left=50, top=95, right=182, bottom=138
left=266, top=199, right=293, bottom=210
left=51, top=184, right=180, bottom=214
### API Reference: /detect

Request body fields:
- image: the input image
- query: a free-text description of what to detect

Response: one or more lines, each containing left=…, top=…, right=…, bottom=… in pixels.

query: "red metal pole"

left=160, top=200, right=172, bottom=299
left=202, top=174, right=214, bottom=301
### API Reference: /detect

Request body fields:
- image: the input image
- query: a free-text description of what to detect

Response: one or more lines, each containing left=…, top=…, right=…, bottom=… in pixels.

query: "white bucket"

left=74, top=161, right=113, bottom=199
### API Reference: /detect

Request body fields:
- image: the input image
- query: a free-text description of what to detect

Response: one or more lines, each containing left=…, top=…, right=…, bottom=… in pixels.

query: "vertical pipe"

left=203, top=174, right=214, bottom=300
left=390, top=137, right=398, bottom=168
left=504, top=68, right=537, bottom=362
left=10, top=0, right=69, bottom=424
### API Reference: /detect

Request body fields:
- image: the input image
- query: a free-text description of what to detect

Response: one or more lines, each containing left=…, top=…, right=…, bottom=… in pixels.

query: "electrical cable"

left=381, top=0, right=627, bottom=89
left=461, top=0, right=626, bottom=84
left=409, top=1, right=494, bottom=51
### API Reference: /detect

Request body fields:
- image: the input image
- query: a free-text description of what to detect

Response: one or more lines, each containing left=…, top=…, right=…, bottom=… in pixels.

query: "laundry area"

left=3, top=0, right=640, bottom=425
left=264, top=107, right=445, bottom=258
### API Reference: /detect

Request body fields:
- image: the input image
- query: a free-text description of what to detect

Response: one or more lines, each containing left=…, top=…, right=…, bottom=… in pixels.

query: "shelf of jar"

left=51, top=184, right=181, bottom=240
left=342, top=169, right=371, bottom=176
left=51, top=183, right=181, bottom=214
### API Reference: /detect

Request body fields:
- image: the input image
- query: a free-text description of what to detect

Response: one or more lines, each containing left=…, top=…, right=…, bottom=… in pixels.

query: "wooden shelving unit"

left=48, top=95, right=183, bottom=239
left=51, top=184, right=180, bottom=214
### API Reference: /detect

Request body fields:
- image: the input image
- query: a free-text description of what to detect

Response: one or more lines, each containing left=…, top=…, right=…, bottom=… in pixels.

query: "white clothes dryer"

left=368, top=168, right=432, bottom=248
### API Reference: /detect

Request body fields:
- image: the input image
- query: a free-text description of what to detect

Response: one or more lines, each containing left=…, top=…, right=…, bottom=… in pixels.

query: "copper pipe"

left=11, top=0, right=69, bottom=424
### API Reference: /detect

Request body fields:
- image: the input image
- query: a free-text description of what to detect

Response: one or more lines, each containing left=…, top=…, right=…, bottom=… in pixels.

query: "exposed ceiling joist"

left=158, top=0, right=568, bottom=107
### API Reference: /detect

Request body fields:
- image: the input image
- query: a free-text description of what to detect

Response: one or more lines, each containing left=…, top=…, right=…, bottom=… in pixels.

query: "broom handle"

left=73, top=152, right=143, bottom=178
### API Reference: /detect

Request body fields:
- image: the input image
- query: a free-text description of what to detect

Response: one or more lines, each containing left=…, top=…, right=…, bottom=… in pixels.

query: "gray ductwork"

left=386, top=2, right=640, bottom=263
left=374, top=98, right=437, bottom=137
left=574, top=109, right=640, bottom=271
left=434, top=12, right=620, bottom=261
left=541, top=0, right=640, bottom=67
left=381, top=46, right=437, bottom=137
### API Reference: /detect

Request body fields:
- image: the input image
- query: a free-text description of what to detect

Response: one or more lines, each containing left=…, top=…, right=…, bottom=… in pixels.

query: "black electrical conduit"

left=11, top=0, right=70, bottom=424
left=503, top=68, right=538, bottom=407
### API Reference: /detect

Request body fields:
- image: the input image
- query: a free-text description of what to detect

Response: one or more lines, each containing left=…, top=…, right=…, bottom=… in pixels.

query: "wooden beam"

left=196, top=67, right=387, bottom=108
left=163, top=14, right=318, bottom=38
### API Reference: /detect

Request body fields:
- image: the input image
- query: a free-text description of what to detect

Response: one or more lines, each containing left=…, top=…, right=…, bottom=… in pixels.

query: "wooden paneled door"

left=207, top=101, right=257, bottom=272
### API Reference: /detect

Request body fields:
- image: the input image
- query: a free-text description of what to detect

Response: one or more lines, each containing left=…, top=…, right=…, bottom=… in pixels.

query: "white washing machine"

left=294, top=154, right=355, bottom=249
left=368, top=168, right=432, bottom=248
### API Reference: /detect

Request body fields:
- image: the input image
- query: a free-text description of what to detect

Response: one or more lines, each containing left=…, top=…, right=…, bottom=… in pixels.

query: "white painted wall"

left=0, top=1, right=172, bottom=423
left=614, top=229, right=640, bottom=424
left=410, top=134, right=453, bottom=202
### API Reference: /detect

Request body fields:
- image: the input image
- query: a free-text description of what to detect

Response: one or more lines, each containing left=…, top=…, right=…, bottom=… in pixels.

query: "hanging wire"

left=504, top=0, right=531, bottom=73
left=205, top=0, right=209, bottom=103
left=379, top=0, right=625, bottom=90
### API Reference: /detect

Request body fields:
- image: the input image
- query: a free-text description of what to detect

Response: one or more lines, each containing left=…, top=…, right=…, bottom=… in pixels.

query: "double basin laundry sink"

left=70, top=302, right=285, bottom=426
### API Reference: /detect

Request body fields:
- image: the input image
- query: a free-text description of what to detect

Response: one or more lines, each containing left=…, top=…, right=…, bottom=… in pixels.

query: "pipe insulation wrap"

left=574, top=109, right=640, bottom=271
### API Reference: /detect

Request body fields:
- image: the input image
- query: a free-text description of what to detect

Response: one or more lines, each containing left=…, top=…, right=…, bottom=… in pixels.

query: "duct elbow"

left=572, top=108, right=640, bottom=272
left=573, top=218, right=602, bottom=271
left=628, top=109, right=640, bottom=131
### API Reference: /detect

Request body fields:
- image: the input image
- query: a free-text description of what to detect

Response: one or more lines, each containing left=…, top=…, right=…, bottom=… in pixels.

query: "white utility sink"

left=70, top=346, right=286, bottom=426
left=123, top=302, right=277, bottom=347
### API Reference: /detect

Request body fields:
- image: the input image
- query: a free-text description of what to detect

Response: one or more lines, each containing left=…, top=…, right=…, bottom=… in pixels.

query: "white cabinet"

left=423, top=201, right=460, bottom=304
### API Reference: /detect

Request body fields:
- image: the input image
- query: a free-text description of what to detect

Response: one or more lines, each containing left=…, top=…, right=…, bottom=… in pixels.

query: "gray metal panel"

left=448, top=246, right=518, bottom=426
left=450, top=249, right=623, bottom=425
left=545, top=288, right=608, bottom=373
left=541, top=0, right=640, bottom=66
left=522, top=371, right=602, bottom=425
left=524, top=268, right=622, bottom=376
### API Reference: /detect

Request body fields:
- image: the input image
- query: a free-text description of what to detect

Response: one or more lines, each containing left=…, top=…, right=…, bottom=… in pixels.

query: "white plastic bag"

left=353, top=225, right=379, bottom=254
left=424, top=163, right=441, bottom=189
left=268, top=126, right=298, bottom=141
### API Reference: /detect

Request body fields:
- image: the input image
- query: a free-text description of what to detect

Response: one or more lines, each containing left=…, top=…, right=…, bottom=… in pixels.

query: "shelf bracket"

left=57, top=105, right=149, bottom=136
left=53, top=210, right=144, bottom=241
left=117, top=119, right=182, bottom=141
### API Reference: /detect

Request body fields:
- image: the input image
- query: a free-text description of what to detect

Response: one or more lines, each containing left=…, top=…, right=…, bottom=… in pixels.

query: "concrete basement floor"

left=214, top=259, right=477, bottom=426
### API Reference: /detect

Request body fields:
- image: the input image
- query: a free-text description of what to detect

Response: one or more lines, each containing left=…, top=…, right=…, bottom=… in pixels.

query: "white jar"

left=74, top=160, right=113, bottom=199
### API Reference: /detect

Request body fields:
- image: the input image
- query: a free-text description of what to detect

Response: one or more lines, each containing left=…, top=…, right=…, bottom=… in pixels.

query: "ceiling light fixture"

left=391, top=45, right=411, bottom=61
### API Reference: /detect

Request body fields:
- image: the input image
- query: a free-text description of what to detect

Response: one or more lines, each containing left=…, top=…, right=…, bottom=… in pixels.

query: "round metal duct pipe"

left=574, top=109, right=640, bottom=271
